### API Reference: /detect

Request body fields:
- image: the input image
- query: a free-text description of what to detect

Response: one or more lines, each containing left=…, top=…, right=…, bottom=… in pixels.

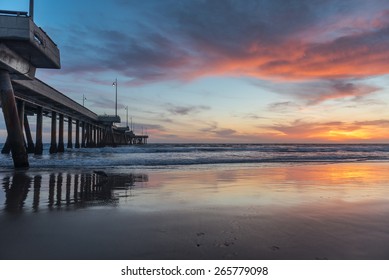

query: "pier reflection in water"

left=1, top=171, right=148, bottom=213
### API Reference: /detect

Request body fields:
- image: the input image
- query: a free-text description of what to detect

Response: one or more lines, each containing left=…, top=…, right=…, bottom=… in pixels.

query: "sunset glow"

left=1, top=0, right=389, bottom=143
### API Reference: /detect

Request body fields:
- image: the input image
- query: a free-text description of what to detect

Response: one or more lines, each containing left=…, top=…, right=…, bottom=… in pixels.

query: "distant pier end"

left=98, top=116, right=149, bottom=145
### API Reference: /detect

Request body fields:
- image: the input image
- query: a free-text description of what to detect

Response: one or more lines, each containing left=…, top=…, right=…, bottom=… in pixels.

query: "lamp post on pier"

left=112, top=78, right=118, bottom=117
left=29, top=0, right=34, bottom=20
left=82, top=94, right=86, bottom=107
left=125, top=106, right=128, bottom=128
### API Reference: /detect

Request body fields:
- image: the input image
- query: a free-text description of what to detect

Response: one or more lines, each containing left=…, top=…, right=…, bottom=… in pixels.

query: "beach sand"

left=1, top=162, right=389, bottom=259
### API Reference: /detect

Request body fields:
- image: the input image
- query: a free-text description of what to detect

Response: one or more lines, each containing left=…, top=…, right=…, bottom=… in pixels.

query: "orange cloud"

left=265, top=119, right=389, bottom=142
left=188, top=28, right=389, bottom=83
left=148, top=118, right=389, bottom=143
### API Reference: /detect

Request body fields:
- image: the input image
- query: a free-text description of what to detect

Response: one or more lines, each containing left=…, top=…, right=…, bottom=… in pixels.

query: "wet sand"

left=1, top=162, right=389, bottom=259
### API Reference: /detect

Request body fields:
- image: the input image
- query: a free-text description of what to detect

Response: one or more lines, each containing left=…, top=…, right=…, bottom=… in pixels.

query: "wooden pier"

left=0, top=9, right=148, bottom=168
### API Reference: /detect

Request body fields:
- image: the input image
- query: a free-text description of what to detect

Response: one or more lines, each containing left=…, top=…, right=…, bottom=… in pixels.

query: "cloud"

left=264, top=119, right=389, bottom=141
left=213, top=129, right=237, bottom=137
left=297, top=81, right=380, bottom=105
left=136, top=123, right=166, bottom=131
left=267, top=101, right=301, bottom=111
left=86, top=95, right=126, bottom=111
left=43, top=0, right=389, bottom=88
left=354, top=120, right=389, bottom=126
left=199, top=122, right=237, bottom=138
left=197, top=23, right=389, bottom=82
left=254, top=79, right=381, bottom=106
left=166, top=1, right=389, bottom=82
left=166, top=104, right=210, bottom=115
left=240, top=113, right=265, bottom=120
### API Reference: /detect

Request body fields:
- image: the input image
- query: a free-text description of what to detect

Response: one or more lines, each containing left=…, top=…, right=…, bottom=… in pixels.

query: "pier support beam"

left=89, top=124, right=93, bottom=147
left=89, top=125, right=93, bottom=147
left=110, top=127, right=116, bottom=147
left=35, top=106, right=43, bottom=155
left=75, top=120, right=80, bottom=148
left=97, top=128, right=103, bottom=147
left=67, top=117, right=73, bottom=149
left=1, top=137, right=10, bottom=154
left=0, top=70, right=29, bottom=168
left=81, top=121, right=86, bottom=148
left=98, top=128, right=101, bottom=145
left=24, top=114, right=35, bottom=153
left=58, top=114, right=64, bottom=153
left=90, top=125, right=94, bottom=147
left=93, top=126, right=97, bottom=147
left=49, top=111, right=57, bottom=154
left=86, top=123, right=91, bottom=147
left=17, top=100, right=26, bottom=146
left=97, top=128, right=102, bottom=147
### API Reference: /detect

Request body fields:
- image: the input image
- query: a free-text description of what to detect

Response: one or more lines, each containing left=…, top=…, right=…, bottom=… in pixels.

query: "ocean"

left=1, top=143, right=389, bottom=259
left=1, top=143, right=389, bottom=169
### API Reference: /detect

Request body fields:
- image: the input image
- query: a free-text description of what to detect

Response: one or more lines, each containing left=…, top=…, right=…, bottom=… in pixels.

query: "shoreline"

left=2, top=157, right=389, bottom=172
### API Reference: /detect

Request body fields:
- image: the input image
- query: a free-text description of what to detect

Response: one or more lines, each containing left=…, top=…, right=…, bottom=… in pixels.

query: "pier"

left=0, top=8, right=148, bottom=168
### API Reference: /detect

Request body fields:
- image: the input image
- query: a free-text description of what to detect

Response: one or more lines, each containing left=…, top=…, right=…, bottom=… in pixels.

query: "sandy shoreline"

left=1, top=162, right=389, bottom=259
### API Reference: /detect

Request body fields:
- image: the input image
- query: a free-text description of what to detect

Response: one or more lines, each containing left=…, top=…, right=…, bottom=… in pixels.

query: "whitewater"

left=1, top=143, right=389, bottom=169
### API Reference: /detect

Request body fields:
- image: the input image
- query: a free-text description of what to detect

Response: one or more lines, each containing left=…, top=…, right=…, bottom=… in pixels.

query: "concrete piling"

left=93, top=126, right=97, bottom=147
left=49, top=111, right=57, bottom=154
left=24, top=114, right=35, bottom=153
left=67, top=117, right=73, bottom=149
left=81, top=121, right=86, bottom=148
left=0, top=70, right=29, bottom=168
left=75, top=120, right=80, bottom=148
left=1, top=137, right=11, bottom=154
left=58, top=114, right=64, bottom=153
left=34, top=106, right=43, bottom=155
left=17, top=100, right=26, bottom=146
left=86, top=123, right=91, bottom=147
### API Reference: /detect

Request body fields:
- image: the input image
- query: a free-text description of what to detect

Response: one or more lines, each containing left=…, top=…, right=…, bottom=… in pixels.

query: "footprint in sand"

left=271, top=245, right=280, bottom=251
left=196, top=232, right=205, bottom=247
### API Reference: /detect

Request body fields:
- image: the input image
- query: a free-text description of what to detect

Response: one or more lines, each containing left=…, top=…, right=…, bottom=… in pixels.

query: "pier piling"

left=17, top=100, right=26, bottom=146
left=81, top=122, right=86, bottom=148
left=67, top=117, right=73, bottom=149
left=58, top=114, right=64, bottom=152
left=50, top=111, right=57, bottom=154
left=1, top=137, right=10, bottom=154
left=24, top=114, right=35, bottom=153
left=0, top=70, right=29, bottom=168
left=34, top=106, right=43, bottom=155
left=93, top=126, right=97, bottom=147
left=75, top=120, right=80, bottom=148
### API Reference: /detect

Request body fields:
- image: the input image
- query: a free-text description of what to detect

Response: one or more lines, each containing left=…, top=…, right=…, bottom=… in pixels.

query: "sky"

left=1, top=0, right=389, bottom=143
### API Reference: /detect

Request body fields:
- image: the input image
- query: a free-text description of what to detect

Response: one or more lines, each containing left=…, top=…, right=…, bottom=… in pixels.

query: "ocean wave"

left=1, top=144, right=389, bottom=169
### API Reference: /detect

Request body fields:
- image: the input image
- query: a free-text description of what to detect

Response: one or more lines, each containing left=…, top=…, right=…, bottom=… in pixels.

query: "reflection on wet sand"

left=2, top=172, right=148, bottom=213
left=1, top=163, right=389, bottom=259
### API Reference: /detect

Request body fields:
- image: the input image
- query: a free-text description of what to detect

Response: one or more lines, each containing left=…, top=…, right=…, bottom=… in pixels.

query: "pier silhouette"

left=0, top=3, right=148, bottom=168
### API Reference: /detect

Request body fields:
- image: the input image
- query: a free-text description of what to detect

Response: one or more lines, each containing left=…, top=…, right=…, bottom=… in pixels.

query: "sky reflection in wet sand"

left=1, top=162, right=389, bottom=259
